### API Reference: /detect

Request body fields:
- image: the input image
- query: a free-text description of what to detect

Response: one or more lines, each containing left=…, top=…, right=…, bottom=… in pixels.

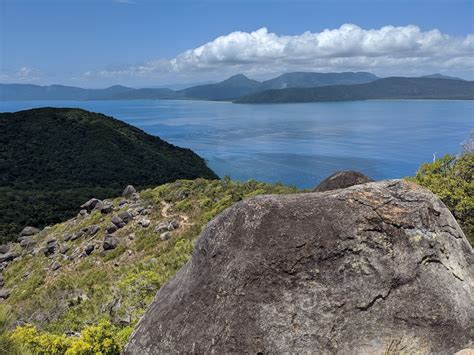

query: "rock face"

left=314, top=170, right=373, bottom=192
left=125, top=180, right=474, bottom=354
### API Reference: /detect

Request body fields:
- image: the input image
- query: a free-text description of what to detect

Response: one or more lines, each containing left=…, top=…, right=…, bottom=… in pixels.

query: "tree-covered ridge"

left=0, top=108, right=217, bottom=242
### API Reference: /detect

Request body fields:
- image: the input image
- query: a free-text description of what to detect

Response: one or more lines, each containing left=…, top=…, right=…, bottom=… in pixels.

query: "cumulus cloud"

left=92, top=24, right=473, bottom=83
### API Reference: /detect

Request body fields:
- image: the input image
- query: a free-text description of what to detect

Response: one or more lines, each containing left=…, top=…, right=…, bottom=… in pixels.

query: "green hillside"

left=0, top=108, right=217, bottom=242
left=0, top=178, right=297, bottom=353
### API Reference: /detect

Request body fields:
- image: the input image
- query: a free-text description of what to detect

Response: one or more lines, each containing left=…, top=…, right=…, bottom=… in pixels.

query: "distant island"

left=2, top=71, right=472, bottom=103
left=235, top=77, right=474, bottom=103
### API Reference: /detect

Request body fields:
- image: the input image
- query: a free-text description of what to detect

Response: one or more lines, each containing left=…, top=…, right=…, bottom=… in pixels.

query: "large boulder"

left=123, top=185, right=137, bottom=198
left=80, top=198, right=102, bottom=212
left=125, top=180, right=474, bottom=354
left=314, top=170, right=373, bottom=192
left=18, top=226, right=40, bottom=238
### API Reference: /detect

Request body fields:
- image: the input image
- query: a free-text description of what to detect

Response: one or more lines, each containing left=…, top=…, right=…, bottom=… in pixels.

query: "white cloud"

left=0, top=66, right=43, bottom=83
left=114, top=0, right=136, bottom=4
left=169, top=25, right=473, bottom=77
left=85, top=24, right=474, bottom=84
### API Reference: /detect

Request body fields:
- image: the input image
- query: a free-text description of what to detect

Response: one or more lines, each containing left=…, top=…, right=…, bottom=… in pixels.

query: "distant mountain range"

left=0, top=84, right=133, bottom=101
left=1, top=72, right=471, bottom=103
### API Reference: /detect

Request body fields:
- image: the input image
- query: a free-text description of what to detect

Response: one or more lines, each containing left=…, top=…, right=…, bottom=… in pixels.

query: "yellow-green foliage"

left=410, top=153, right=473, bottom=245
left=1, top=178, right=298, bottom=354
left=9, top=320, right=129, bottom=354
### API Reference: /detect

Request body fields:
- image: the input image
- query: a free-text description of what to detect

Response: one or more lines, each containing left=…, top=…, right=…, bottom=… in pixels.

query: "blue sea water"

left=1, top=99, right=472, bottom=189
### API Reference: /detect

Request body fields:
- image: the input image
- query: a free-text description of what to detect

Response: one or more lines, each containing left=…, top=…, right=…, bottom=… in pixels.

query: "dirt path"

left=160, top=201, right=192, bottom=226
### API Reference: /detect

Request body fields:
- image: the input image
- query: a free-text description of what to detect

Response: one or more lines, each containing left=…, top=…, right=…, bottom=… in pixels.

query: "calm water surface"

left=1, top=100, right=472, bottom=188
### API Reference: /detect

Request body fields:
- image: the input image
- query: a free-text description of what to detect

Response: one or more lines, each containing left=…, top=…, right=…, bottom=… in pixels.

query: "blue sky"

left=1, top=0, right=473, bottom=87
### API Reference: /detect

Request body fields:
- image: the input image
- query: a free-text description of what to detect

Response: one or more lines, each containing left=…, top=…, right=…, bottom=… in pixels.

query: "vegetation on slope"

left=0, top=108, right=217, bottom=242
left=0, top=178, right=297, bottom=354
left=410, top=153, right=473, bottom=245
left=235, top=77, right=474, bottom=103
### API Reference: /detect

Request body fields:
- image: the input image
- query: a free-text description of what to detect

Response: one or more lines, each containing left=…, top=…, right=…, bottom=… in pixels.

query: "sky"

left=1, top=0, right=473, bottom=87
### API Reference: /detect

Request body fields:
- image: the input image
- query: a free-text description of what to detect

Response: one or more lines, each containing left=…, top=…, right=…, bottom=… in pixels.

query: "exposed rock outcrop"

left=125, top=180, right=474, bottom=354
left=314, top=170, right=373, bottom=192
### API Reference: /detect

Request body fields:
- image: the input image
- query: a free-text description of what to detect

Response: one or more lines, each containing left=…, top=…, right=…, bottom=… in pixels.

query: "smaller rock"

left=100, top=202, right=114, bottom=214
left=106, top=223, right=118, bottom=234
left=139, top=219, right=151, bottom=228
left=123, top=185, right=137, bottom=198
left=176, top=189, right=190, bottom=200
left=119, top=199, right=128, bottom=207
left=140, top=209, right=150, bottom=216
left=0, top=275, right=4, bottom=287
left=119, top=211, right=133, bottom=223
left=103, top=236, right=119, bottom=251
left=80, top=198, right=102, bottom=212
left=113, top=313, right=131, bottom=326
left=51, top=261, right=61, bottom=271
left=59, top=244, right=70, bottom=254
left=154, top=222, right=168, bottom=234
left=160, top=232, right=172, bottom=241
left=84, top=245, right=94, bottom=255
left=63, top=233, right=73, bottom=242
left=20, top=238, right=35, bottom=249
left=0, top=245, right=9, bottom=254
left=46, top=238, right=56, bottom=245
left=131, top=192, right=140, bottom=201
left=88, top=225, right=100, bottom=236
left=0, top=289, right=10, bottom=299
left=65, top=331, right=81, bottom=337
left=168, top=220, right=180, bottom=231
left=78, top=209, right=88, bottom=217
left=19, top=226, right=40, bottom=238
left=313, top=171, right=374, bottom=192
left=128, top=209, right=139, bottom=217
left=71, top=230, right=86, bottom=241
left=111, top=216, right=125, bottom=228
left=0, top=252, right=17, bottom=263
left=43, top=242, right=56, bottom=257
left=135, top=206, right=145, bottom=214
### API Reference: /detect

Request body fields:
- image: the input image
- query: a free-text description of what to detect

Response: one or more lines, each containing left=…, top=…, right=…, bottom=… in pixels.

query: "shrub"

left=9, top=320, right=127, bottom=355
left=410, top=153, right=473, bottom=245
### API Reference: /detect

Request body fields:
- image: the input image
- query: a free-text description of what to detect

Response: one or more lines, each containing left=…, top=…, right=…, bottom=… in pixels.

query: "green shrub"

left=9, top=320, right=128, bottom=355
left=410, top=153, right=473, bottom=245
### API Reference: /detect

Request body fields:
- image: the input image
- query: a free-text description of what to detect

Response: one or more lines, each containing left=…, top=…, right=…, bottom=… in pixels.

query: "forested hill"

left=235, top=77, right=474, bottom=103
left=0, top=108, right=217, bottom=242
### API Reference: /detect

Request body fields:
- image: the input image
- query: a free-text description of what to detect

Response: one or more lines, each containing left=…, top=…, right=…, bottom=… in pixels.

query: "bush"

left=410, top=153, right=473, bottom=245
left=9, top=320, right=129, bottom=355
